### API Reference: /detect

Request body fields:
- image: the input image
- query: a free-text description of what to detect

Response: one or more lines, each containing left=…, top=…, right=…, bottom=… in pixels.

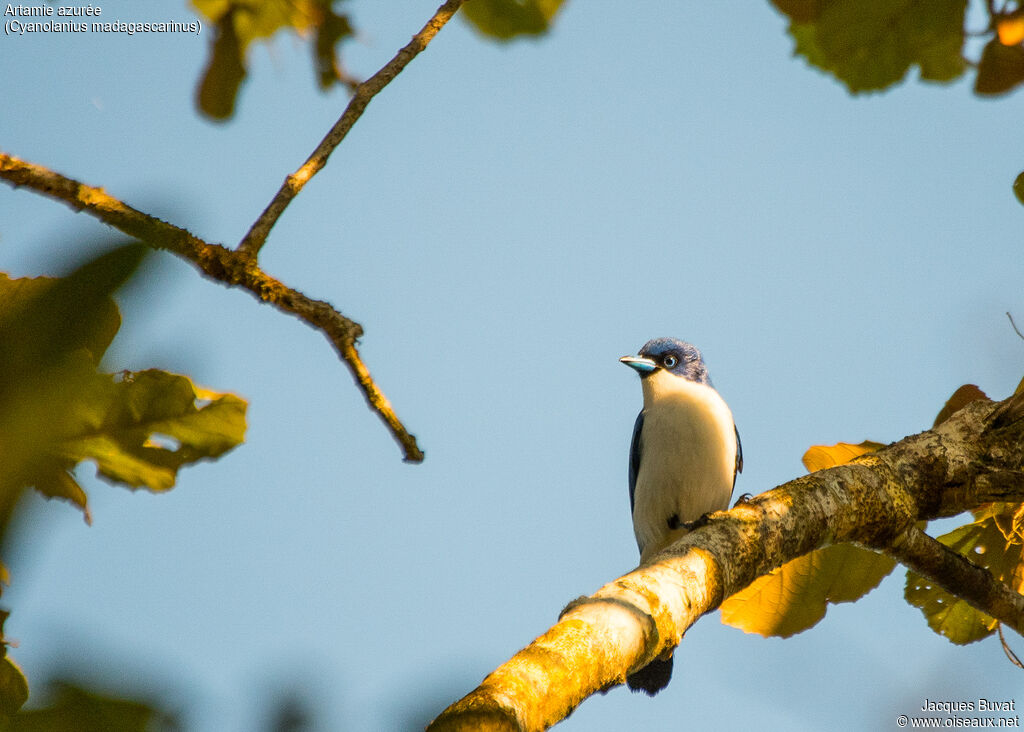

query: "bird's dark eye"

left=663, top=355, right=678, bottom=369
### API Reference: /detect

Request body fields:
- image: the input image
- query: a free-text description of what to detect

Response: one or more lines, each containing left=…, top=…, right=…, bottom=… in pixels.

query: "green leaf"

left=0, top=246, right=145, bottom=499
left=16, top=368, right=246, bottom=520
left=461, top=0, right=565, bottom=41
left=769, top=0, right=818, bottom=24
left=196, top=10, right=247, bottom=121
left=905, top=514, right=1024, bottom=644
left=0, top=612, right=28, bottom=717
left=790, top=22, right=832, bottom=72
left=975, top=38, right=1024, bottom=96
left=779, top=0, right=967, bottom=93
left=0, top=244, right=143, bottom=375
left=30, top=467, right=92, bottom=525
left=57, top=370, right=247, bottom=494
left=721, top=544, right=896, bottom=637
left=0, top=658, right=29, bottom=717
left=1014, top=172, right=1024, bottom=207
left=9, top=680, right=175, bottom=731
left=315, top=8, right=354, bottom=89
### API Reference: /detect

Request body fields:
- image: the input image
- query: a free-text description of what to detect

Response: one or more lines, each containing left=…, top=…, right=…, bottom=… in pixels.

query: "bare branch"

left=429, top=395, right=1024, bottom=730
left=0, top=151, right=424, bottom=462
left=236, top=0, right=468, bottom=258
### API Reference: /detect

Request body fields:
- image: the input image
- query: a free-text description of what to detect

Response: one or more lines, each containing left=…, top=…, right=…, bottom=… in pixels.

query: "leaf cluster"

left=191, top=0, right=566, bottom=120
left=190, top=0, right=1024, bottom=122
left=771, top=0, right=1024, bottom=96
left=192, top=0, right=355, bottom=119
left=0, top=246, right=247, bottom=717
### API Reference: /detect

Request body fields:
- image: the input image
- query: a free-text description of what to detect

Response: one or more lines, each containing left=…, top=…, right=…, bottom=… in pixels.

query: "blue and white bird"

left=620, top=337, right=742, bottom=694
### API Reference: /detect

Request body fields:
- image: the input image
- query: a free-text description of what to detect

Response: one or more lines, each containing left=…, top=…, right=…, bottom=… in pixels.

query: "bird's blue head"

left=620, top=337, right=712, bottom=385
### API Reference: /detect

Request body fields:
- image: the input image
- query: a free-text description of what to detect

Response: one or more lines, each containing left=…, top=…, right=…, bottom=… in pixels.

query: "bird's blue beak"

left=620, top=355, right=657, bottom=374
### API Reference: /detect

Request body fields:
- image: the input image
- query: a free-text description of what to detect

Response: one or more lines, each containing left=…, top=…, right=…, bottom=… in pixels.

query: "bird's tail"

left=626, top=654, right=673, bottom=696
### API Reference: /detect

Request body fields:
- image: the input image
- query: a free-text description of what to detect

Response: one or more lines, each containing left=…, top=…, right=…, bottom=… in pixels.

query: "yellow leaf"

left=728, top=438, right=894, bottom=637
left=997, top=14, right=1024, bottom=47
left=1014, top=506, right=1024, bottom=546
left=721, top=544, right=896, bottom=637
left=801, top=440, right=884, bottom=473
left=933, top=384, right=988, bottom=427
left=975, top=503, right=1024, bottom=546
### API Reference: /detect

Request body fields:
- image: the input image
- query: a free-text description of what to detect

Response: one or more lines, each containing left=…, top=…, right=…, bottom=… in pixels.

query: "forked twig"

left=0, top=2, right=477, bottom=462
left=0, top=152, right=424, bottom=462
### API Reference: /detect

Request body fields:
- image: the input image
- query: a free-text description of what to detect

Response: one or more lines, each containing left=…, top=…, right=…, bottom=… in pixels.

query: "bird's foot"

left=679, top=513, right=711, bottom=531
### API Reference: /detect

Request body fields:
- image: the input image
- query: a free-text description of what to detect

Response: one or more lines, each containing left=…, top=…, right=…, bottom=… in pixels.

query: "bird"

left=619, top=337, right=742, bottom=695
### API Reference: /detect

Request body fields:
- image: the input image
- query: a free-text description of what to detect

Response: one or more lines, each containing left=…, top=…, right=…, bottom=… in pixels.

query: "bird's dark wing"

left=628, top=410, right=644, bottom=513
left=734, top=423, right=743, bottom=486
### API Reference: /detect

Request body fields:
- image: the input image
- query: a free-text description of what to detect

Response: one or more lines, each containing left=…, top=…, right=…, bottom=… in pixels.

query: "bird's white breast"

left=633, top=370, right=737, bottom=563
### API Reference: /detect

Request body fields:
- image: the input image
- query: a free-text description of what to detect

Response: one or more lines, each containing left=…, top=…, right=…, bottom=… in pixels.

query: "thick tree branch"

left=236, top=0, right=468, bottom=258
left=0, top=152, right=424, bottom=462
left=430, top=394, right=1024, bottom=731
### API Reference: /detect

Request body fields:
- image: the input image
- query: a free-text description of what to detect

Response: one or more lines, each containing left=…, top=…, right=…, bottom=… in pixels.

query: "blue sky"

left=2, top=1, right=1023, bottom=730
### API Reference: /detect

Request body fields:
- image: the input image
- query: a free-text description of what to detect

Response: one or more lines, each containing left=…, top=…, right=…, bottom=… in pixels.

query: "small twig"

left=237, top=0, right=467, bottom=258
left=0, top=152, right=424, bottom=462
left=998, top=624, right=1024, bottom=669
left=1008, top=311, right=1024, bottom=341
